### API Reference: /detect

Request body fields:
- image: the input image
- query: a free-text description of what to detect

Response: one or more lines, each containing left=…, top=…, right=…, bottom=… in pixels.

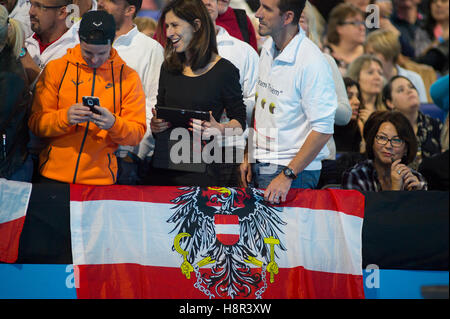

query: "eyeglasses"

left=339, top=21, right=366, bottom=27
left=375, top=135, right=404, bottom=148
left=27, top=0, right=66, bottom=11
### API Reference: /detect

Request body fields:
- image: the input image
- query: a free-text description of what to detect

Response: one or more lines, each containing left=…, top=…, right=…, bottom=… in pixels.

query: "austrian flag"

left=70, top=185, right=365, bottom=299
left=0, top=179, right=32, bottom=263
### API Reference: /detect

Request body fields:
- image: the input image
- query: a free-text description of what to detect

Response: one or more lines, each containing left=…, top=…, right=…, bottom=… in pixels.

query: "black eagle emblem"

left=168, top=187, right=287, bottom=299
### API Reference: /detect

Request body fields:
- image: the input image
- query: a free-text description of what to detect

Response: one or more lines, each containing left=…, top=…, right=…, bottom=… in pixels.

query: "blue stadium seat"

left=137, top=10, right=161, bottom=20
left=420, top=104, right=447, bottom=122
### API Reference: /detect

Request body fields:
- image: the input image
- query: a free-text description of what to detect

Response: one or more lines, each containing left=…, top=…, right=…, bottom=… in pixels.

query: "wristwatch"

left=18, top=47, right=27, bottom=59
left=282, top=167, right=297, bottom=180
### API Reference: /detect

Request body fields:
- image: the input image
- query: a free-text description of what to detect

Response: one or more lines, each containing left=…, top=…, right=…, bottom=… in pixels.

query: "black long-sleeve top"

left=152, top=57, right=247, bottom=171
left=156, top=57, right=246, bottom=130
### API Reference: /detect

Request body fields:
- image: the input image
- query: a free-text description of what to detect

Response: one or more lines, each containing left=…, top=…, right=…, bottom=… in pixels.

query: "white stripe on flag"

left=0, top=178, right=32, bottom=223
left=215, top=224, right=240, bottom=235
left=71, top=200, right=363, bottom=275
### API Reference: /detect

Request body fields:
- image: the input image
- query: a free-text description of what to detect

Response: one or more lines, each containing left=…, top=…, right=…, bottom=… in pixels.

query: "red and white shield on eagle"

left=214, top=214, right=240, bottom=246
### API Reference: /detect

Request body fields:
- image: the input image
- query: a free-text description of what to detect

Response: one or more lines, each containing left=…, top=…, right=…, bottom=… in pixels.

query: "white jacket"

left=217, top=26, right=258, bottom=124
left=24, top=0, right=98, bottom=72
left=216, top=26, right=259, bottom=149
left=112, top=26, right=164, bottom=159
left=25, top=25, right=79, bottom=71
left=9, top=0, right=32, bottom=38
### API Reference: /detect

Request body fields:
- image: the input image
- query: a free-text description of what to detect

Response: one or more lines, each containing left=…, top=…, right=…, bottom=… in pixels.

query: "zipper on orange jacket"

left=107, top=153, right=116, bottom=183
left=73, top=67, right=97, bottom=184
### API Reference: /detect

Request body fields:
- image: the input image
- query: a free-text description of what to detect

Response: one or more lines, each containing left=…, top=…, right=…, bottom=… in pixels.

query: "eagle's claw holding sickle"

left=174, top=232, right=216, bottom=279
left=174, top=233, right=194, bottom=279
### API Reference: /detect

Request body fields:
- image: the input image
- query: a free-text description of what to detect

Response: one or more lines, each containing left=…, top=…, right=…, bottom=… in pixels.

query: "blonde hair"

left=303, top=1, right=321, bottom=47
left=134, top=16, right=157, bottom=33
left=365, top=29, right=401, bottom=63
left=346, top=54, right=386, bottom=111
left=0, top=5, right=24, bottom=58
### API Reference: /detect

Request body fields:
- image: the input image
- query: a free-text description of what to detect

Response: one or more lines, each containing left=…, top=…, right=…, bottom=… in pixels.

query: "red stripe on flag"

left=0, top=216, right=26, bottom=263
left=70, top=184, right=182, bottom=203
left=70, top=185, right=364, bottom=218
left=214, top=214, right=239, bottom=225
left=75, top=263, right=364, bottom=299
left=287, top=189, right=365, bottom=218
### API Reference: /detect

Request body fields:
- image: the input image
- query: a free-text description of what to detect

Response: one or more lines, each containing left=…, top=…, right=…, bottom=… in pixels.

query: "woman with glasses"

left=324, top=2, right=366, bottom=76
left=383, top=75, right=443, bottom=169
left=342, top=111, right=427, bottom=191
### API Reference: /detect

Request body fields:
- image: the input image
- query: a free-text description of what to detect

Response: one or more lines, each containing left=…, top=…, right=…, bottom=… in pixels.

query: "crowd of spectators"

left=0, top=0, right=448, bottom=192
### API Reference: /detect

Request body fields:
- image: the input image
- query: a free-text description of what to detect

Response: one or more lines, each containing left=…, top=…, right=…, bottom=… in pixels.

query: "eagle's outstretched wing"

left=167, top=187, right=216, bottom=264
left=238, top=188, right=287, bottom=264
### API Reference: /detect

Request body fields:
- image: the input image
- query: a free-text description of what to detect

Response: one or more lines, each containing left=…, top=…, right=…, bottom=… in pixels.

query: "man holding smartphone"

left=28, top=10, right=146, bottom=185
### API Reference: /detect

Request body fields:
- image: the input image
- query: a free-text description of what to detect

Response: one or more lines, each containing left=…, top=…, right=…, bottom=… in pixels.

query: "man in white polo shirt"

left=240, top=0, right=337, bottom=203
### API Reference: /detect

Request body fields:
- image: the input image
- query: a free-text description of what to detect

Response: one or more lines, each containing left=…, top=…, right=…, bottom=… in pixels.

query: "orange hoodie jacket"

left=29, top=44, right=146, bottom=185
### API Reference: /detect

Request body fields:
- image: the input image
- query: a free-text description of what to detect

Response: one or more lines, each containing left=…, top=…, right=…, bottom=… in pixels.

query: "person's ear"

left=386, top=99, right=394, bottom=110
left=283, top=10, right=295, bottom=26
left=193, top=18, right=201, bottom=32
left=126, top=5, right=137, bottom=18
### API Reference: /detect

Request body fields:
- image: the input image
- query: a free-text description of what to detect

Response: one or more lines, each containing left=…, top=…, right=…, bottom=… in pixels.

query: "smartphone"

left=82, top=96, right=101, bottom=115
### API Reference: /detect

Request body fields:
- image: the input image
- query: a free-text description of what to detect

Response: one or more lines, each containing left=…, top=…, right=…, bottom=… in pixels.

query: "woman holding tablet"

left=146, top=0, right=246, bottom=186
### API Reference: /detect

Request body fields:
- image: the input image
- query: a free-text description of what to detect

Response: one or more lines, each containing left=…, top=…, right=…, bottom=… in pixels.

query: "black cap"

left=79, top=10, right=116, bottom=45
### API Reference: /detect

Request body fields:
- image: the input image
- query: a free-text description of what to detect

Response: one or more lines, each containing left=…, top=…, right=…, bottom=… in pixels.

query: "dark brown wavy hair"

left=363, top=111, right=418, bottom=165
left=157, top=0, right=217, bottom=74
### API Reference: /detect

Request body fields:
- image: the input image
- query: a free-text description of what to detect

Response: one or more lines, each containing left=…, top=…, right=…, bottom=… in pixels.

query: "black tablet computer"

left=156, top=106, right=210, bottom=127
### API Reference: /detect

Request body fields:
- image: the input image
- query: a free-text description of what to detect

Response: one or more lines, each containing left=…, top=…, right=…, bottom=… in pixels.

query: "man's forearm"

left=20, top=52, right=42, bottom=86
left=287, top=130, right=332, bottom=176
